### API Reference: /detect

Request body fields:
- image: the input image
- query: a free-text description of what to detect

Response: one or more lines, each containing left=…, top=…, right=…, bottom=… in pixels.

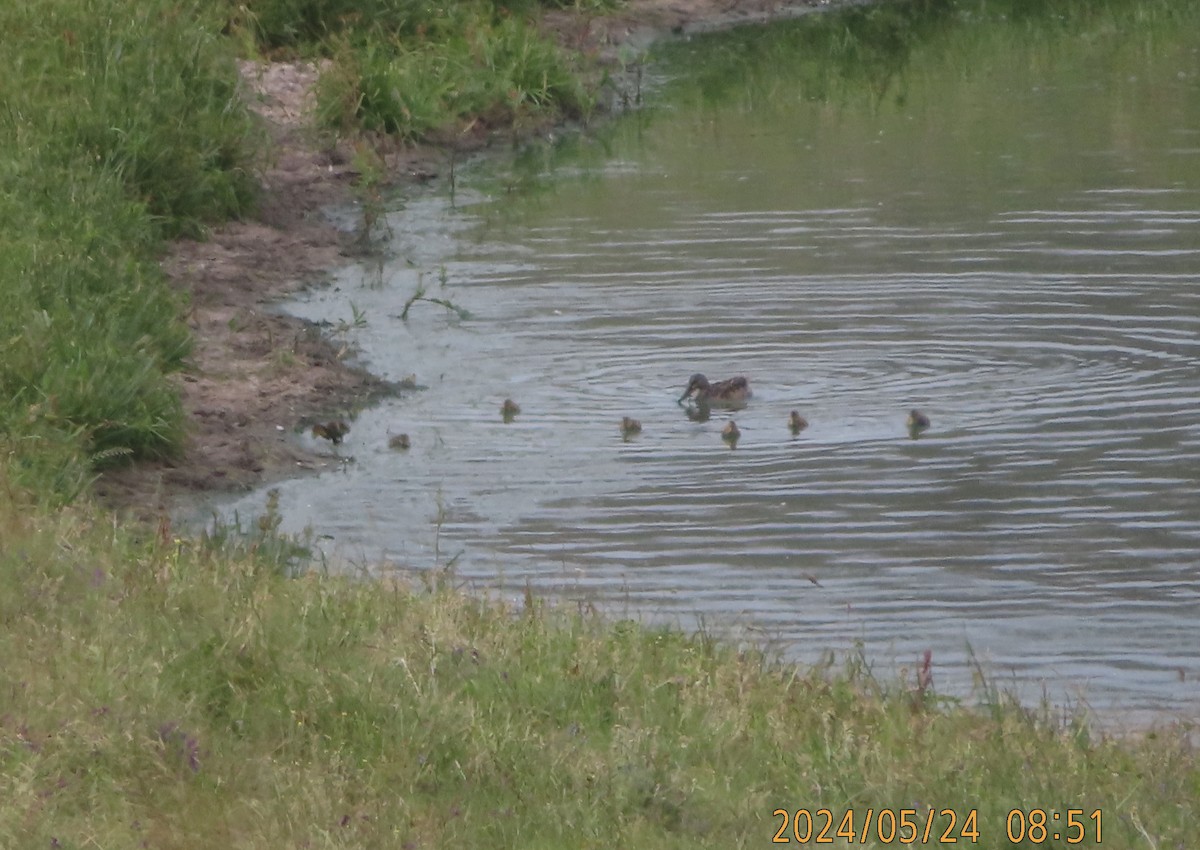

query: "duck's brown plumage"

left=907, top=409, right=930, bottom=433
left=679, top=373, right=752, bottom=407
left=311, top=420, right=350, bottom=444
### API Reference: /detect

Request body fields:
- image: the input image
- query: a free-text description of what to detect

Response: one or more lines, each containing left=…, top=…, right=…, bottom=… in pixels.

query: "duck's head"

left=679, top=373, right=709, bottom=402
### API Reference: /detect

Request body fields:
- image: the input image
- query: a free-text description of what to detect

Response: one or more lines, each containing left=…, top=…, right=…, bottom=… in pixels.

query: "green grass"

left=227, top=0, right=601, bottom=142
left=228, top=0, right=620, bottom=52
left=0, top=0, right=264, bottom=500
left=1, top=0, right=261, bottom=235
left=315, top=6, right=595, bottom=142
left=1, top=488, right=1196, bottom=848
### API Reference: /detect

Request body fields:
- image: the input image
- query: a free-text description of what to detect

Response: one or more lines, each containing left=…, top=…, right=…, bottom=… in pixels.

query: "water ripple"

left=222, top=123, right=1200, bottom=720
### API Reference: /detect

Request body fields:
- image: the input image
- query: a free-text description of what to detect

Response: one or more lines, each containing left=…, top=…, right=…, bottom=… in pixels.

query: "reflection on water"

left=219, top=1, right=1200, bottom=720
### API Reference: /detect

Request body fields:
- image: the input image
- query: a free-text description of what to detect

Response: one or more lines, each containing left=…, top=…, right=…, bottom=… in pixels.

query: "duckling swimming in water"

left=501, top=399, right=520, bottom=422
left=721, top=420, right=741, bottom=446
left=620, top=417, right=642, bottom=440
left=678, top=373, right=751, bottom=407
left=788, top=410, right=808, bottom=435
left=907, top=409, right=930, bottom=437
left=388, top=433, right=411, bottom=451
left=311, top=420, right=350, bottom=445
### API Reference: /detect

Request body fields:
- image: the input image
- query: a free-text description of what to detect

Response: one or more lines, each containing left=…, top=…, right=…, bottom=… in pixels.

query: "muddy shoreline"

left=96, top=0, right=840, bottom=517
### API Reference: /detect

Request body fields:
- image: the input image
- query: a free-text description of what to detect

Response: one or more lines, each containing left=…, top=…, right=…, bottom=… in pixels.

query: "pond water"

left=219, top=2, right=1200, bottom=721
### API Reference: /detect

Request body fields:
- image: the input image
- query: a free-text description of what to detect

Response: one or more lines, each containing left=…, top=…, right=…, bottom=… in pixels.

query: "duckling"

left=501, top=398, right=521, bottom=422
left=788, top=410, right=808, bottom=435
left=311, top=420, right=350, bottom=445
left=721, top=420, right=741, bottom=446
left=620, top=417, right=642, bottom=440
left=907, top=409, right=930, bottom=437
left=679, top=373, right=752, bottom=407
left=388, top=433, right=411, bottom=451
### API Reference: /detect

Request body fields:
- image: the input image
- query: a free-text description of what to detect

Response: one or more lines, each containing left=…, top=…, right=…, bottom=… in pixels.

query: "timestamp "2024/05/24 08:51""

left=771, top=807, right=1102, bottom=844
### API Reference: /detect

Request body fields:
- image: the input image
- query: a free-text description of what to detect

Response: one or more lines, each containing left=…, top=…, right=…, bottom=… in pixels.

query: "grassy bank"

left=0, top=0, right=598, bottom=503
left=2, top=492, right=1197, bottom=847
left=0, top=0, right=260, bottom=501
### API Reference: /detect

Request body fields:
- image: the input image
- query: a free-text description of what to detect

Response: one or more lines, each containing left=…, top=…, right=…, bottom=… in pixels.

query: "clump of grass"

left=316, top=7, right=594, bottom=142
left=347, top=142, right=393, bottom=251
left=399, top=269, right=472, bottom=320
left=1, top=481, right=1196, bottom=847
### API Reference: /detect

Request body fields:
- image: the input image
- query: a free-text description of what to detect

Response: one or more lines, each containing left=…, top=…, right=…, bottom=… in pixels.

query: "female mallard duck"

left=907, top=409, right=930, bottom=436
left=501, top=398, right=521, bottom=422
left=721, top=420, right=741, bottom=446
left=311, top=420, right=350, bottom=445
left=388, top=433, right=411, bottom=451
left=620, top=417, right=642, bottom=440
left=679, top=373, right=751, bottom=407
left=788, top=410, right=808, bottom=435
